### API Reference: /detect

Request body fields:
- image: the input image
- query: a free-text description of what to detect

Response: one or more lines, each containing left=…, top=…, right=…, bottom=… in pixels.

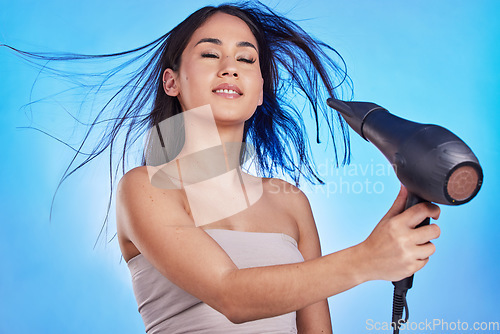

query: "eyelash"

left=201, top=53, right=256, bottom=64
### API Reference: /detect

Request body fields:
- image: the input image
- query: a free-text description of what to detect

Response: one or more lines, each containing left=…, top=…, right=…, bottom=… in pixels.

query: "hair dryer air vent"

left=447, top=164, right=480, bottom=202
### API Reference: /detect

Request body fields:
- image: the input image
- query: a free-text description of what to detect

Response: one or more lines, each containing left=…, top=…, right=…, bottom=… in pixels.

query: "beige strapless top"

left=127, top=229, right=305, bottom=333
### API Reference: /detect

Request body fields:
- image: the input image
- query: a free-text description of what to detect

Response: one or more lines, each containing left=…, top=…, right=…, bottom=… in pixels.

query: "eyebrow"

left=194, top=38, right=257, bottom=51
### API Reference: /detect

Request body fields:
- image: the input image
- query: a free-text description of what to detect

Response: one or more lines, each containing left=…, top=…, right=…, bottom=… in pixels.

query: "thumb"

left=381, top=185, right=408, bottom=221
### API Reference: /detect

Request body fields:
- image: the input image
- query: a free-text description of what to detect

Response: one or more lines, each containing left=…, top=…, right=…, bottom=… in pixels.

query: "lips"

left=212, top=83, right=243, bottom=98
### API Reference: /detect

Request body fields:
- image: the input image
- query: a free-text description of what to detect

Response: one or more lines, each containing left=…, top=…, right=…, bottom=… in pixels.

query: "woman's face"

left=164, top=12, right=263, bottom=125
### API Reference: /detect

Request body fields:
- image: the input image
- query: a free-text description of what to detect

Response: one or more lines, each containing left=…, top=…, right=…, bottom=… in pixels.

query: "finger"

left=381, top=185, right=408, bottom=221
left=399, top=202, right=441, bottom=228
left=413, top=224, right=441, bottom=245
left=413, top=257, right=430, bottom=274
left=415, top=242, right=436, bottom=260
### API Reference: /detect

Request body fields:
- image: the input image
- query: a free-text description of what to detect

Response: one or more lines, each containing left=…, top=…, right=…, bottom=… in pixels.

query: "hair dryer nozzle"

left=326, top=98, right=353, bottom=116
left=327, top=98, right=386, bottom=140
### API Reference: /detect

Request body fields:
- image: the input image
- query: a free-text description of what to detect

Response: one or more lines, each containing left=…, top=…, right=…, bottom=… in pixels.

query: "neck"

left=175, top=104, right=246, bottom=181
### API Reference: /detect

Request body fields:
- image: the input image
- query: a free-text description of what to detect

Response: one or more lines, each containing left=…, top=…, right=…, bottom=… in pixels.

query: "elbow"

left=227, top=311, right=255, bottom=324
left=215, top=269, right=258, bottom=324
left=220, top=299, right=247, bottom=324
left=226, top=312, right=246, bottom=325
left=217, top=293, right=253, bottom=324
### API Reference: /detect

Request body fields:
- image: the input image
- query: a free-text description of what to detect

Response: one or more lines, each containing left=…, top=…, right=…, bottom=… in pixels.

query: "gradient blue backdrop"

left=1, top=1, right=499, bottom=333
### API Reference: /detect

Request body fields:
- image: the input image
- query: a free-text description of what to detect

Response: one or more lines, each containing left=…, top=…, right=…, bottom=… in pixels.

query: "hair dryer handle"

left=405, top=192, right=431, bottom=228
left=392, top=192, right=430, bottom=290
left=391, top=192, right=430, bottom=332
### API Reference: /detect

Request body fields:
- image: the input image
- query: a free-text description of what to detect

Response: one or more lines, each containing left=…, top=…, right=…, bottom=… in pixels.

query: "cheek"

left=248, top=73, right=263, bottom=98
left=181, top=63, right=213, bottom=91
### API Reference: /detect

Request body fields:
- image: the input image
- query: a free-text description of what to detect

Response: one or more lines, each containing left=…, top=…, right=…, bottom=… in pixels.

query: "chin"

left=211, top=105, right=255, bottom=125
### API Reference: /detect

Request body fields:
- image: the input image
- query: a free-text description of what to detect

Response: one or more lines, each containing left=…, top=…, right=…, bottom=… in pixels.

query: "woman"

left=4, top=2, right=440, bottom=333
left=115, top=3, right=440, bottom=334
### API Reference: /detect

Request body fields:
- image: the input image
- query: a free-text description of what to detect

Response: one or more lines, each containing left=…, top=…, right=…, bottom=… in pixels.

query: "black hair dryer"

left=326, top=98, right=483, bottom=334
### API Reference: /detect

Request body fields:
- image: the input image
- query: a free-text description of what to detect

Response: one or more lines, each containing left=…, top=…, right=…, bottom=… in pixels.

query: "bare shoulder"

left=118, top=165, right=172, bottom=191
left=263, top=177, right=321, bottom=258
left=117, top=165, right=185, bottom=205
left=116, top=166, right=148, bottom=220
left=117, top=165, right=149, bottom=191
left=117, top=165, right=189, bottom=223
left=116, top=166, right=190, bottom=261
left=262, top=177, right=311, bottom=213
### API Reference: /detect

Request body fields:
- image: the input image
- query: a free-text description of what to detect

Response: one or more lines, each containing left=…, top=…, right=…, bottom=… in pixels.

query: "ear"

left=257, top=77, right=264, bottom=106
left=162, top=68, right=180, bottom=97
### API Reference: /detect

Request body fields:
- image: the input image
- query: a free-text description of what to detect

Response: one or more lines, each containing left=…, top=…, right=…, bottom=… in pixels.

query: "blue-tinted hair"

left=4, top=1, right=352, bottom=243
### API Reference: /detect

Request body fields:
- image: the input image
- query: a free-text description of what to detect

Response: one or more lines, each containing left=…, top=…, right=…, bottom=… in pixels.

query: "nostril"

left=220, top=71, right=238, bottom=77
left=221, top=72, right=238, bottom=77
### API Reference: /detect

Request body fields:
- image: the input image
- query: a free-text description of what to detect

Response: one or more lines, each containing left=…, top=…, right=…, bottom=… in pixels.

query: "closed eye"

left=201, top=53, right=219, bottom=59
left=238, top=58, right=256, bottom=64
left=201, top=53, right=255, bottom=64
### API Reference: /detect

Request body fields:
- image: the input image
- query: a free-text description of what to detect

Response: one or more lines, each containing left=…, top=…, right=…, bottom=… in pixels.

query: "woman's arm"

left=289, top=185, right=332, bottom=333
left=117, top=167, right=440, bottom=324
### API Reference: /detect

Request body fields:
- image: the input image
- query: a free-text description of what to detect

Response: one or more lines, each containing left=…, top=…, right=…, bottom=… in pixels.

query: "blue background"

left=1, top=0, right=498, bottom=333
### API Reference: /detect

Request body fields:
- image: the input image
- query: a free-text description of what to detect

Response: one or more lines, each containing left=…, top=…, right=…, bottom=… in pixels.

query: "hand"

left=358, top=186, right=441, bottom=282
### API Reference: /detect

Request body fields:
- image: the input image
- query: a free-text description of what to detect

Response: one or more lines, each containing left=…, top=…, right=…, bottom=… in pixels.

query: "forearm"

left=221, top=243, right=368, bottom=323
left=296, top=300, right=333, bottom=334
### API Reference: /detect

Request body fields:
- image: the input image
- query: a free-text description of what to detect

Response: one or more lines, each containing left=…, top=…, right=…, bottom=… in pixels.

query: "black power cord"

left=391, top=283, right=411, bottom=334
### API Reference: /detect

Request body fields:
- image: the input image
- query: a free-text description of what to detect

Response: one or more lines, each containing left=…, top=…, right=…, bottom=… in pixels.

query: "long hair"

left=3, top=1, right=352, bottom=244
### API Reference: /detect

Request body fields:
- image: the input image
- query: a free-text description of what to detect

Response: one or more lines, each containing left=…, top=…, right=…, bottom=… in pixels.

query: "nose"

left=218, top=56, right=238, bottom=78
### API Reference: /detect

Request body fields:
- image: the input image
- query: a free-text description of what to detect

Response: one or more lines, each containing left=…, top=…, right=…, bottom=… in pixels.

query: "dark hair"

left=3, top=1, right=351, bottom=244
